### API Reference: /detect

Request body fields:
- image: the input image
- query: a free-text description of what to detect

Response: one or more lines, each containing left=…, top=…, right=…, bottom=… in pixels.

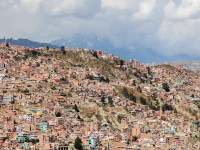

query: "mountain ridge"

left=1, top=35, right=200, bottom=63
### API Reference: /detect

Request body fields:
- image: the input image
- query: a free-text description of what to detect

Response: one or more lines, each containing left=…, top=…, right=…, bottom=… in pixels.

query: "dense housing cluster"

left=0, top=43, right=199, bottom=150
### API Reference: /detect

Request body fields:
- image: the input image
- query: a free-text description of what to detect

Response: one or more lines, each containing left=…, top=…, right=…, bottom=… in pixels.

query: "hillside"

left=0, top=38, right=57, bottom=48
left=0, top=43, right=199, bottom=149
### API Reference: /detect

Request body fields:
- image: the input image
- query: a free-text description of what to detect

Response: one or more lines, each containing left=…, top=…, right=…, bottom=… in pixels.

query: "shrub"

left=55, top=112, right=62, bottom=117
left=21, top=89, right=29, bottom=94
left=129, top=93, right=136, bottom=103
left=73, top=104, right=79, bottom=112
left=122, top=87, right=129, bottom=98
left=31, top=50, right=40, bottom=57
left=162, top=83, right=170, bottom=92
left=74, top=137, right=83, bottom=150
left=162, top=103, right=173, bottom=112
left=140, top=97, right=147, bottom=105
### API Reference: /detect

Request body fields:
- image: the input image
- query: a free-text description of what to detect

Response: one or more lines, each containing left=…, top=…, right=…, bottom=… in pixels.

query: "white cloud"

left=40, top=0, right=101, bottom=18
left=0, top=0, right=200, bottom=57
left=158, top=18, right=200, bottom=55
left=133, top=0, right=157, bottom=21
left=165, top=0, right=200, bottom=20
left=101, top=0, right=136, bottom=10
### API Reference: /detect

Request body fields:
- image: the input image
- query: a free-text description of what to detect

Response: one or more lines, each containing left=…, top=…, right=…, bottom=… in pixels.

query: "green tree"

left=101, top=96, right=105, bottom=103
left=31, top=50, right=40, bottom=57
left=137, top=86, right=142, bottom=93
left=162, top=83, right=170, bottom=92
left=120, top=60, right=124, bottom=67
left=30, top=139, right=39, bottom=144
left=62, top=50, right=66, bottom=55
left=140, top=97, right=147, bottom=105
left=14, top=120, right=17, bottom=124
left=122, top=87, right=129, bottom=98
left=93, top=51, right=98, bottom=58
left=174, top=108, right=177, bottom=113
left=73, top=104, right=79, bottom=112
left=74, top=137, right=83, bottom=150
left=105, top=77, right=110, bottom=84
left=22, top=89, right=29, bottom=94
left=6, top=42, right=9, bottom=47
left=129, top=93, right=136, bottom=103
left=108, top=96, right=113, bottom=105
left=132, top=136, right=138, bottom=141
left=55, top=112, right=62, bottom=117
left=162, top=103, right=173, bottom=112
left=60, top=46, right=65, bottom=51
left=46, top=46, right=49, bottom=51
left=99, top=76, right=106, bottom=82
left=51, top=86, right=56, bottom=90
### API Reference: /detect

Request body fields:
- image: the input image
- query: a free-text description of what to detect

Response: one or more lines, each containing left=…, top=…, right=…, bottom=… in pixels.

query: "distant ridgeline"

left=0, top=38, right=57, bottom=48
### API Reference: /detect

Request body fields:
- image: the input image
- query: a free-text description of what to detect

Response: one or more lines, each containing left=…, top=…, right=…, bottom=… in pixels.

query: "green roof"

left=174, top=82, right=183, bottom=85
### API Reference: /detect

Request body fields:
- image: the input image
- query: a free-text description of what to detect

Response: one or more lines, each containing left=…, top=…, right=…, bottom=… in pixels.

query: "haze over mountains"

left=1, top=34, right=200, bottom=63
left=0, top=38, right=55, bottom=48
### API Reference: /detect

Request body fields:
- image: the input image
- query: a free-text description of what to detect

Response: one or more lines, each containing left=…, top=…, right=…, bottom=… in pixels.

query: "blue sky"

left=0, top=0, right=200, bottom=57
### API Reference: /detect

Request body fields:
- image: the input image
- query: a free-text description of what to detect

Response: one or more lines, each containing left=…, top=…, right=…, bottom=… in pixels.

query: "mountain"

left=164, top=60, right=200, bottom=70
left=51, top=33, right=114, bottom=50
left=51, top=34, right=169, bottom=63
left=51, top=34, right=200, bottom=63
left=0, top=38, right=57, bottom=48
left=1, top=36, right=199, bottom=63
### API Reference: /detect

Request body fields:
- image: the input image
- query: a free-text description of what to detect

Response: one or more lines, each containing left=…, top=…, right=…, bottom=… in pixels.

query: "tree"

left=137, top=86, right=142, bottom=93
left=143, top=73, right=148, bottom=78
left=46, top=46, right=49, bottom=51
left=162, top=103, right=173, bottom=112
left=51, top=86, right=56, bottom=90
left=55, top=112, right=62, bottom=117
left=74, top=104, right=79, bottom=112
left=93, top=51, right=98, bottom=58
left=162, top=83, right=170, bottom=92
left=62, top=50, right=66, bottom=55
left=122, top=87, right=129, bottom=98
left=6, top=42, right=9, bottom=47
left=77, top=115, right=81, bottom=120
left=127, top=139, right=131, bottom=145
left=101, top=96, right=106, bottom=103
left=22, top=89, right=29, bottom=94
left=120, top=60, right=124, bottom=67
left=105, top=77, right=110, bottom=84
left=74, top=137, right=83, bottom=150
left=30, top=139, right=39, bottom=144
left=99, top=76, right=106, bottom=82
left=132, top=136, right=138, bottom=141
left=140, top=97, right=147, bottom=105
left=31, top=50, right=40, bottom=57
left=129, top=93, right=136, bottom=103
left=14, top=120, right=17, bottom=124
left=146, top=66, right=152, bottom=75
left=108, top=96, right=113, bottom=105
left=60, top=46, right=65, bottom=51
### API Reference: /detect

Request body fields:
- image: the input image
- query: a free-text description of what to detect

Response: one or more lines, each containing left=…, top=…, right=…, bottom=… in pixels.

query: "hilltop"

left=2, top=36, right=200, bottom=63
left=0, top=43, right=199, bottom=149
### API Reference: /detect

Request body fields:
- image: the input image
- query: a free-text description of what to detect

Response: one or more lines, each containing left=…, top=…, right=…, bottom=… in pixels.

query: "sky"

left=0, top=0, right=200, bottom=57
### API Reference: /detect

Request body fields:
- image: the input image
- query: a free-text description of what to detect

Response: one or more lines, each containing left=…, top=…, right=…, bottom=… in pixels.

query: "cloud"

left=0, top=0, right=200, bottom=57
left=40, top=0, right=101, bottom=18
left=133, top=0, right=157, bottom=21
left=0, top=0, right=41, bottom=13
left=165, top=0, right=200, bottom=20
left=101, top=0, right=136, bottom=10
